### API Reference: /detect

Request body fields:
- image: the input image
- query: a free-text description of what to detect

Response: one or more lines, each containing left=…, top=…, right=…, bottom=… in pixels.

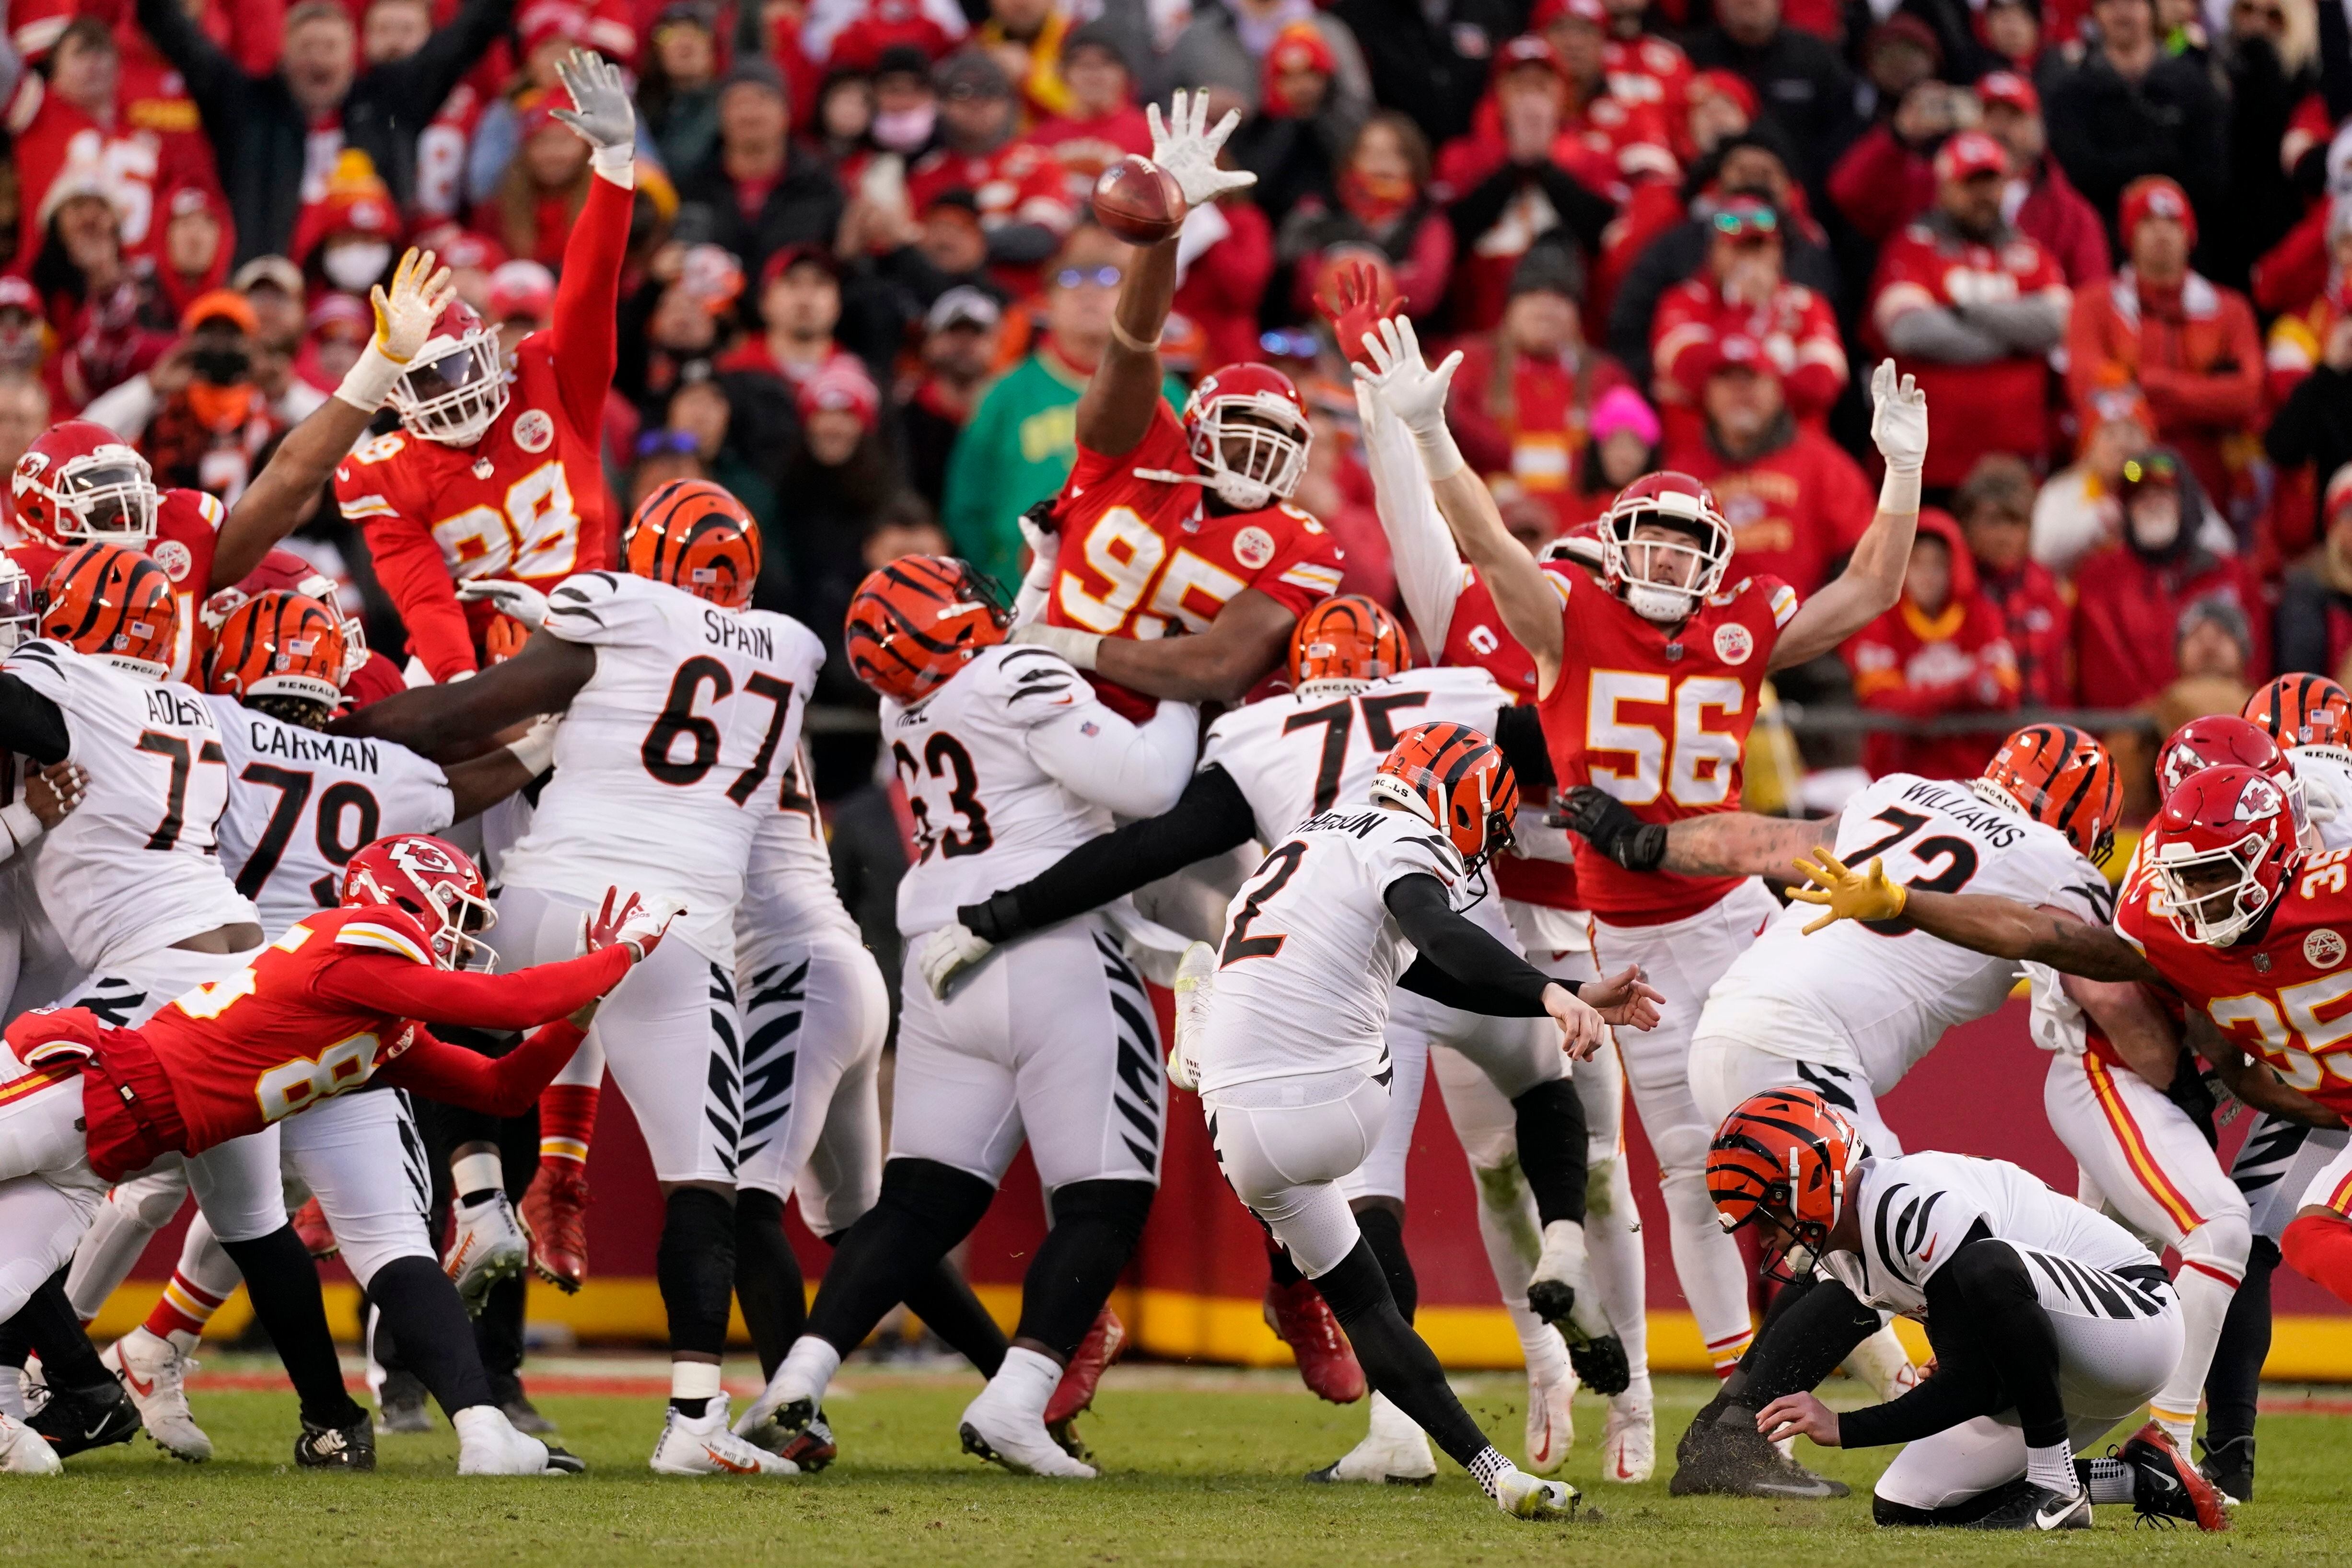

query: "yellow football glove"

left=370, top=247, right=456, bottom=363
left=1786, top=847, right=1907, bottom=934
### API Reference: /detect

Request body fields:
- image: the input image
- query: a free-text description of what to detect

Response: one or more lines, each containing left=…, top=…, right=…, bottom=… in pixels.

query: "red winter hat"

left=1934, top=129, right=2008, bottom=183
left=2120, top=175, right=2197, bottom=249
left=1266, top=20, right=1335, bottom=76
left=1532, top=0, right=1607, bottom=28
left=1688, top=68, right=1759, bottom=120
left=414, top=222, right=508, bottom=273
left=1695, top=331, right=1781, bottom=383
left=487, top=259, right=557, bottom=324
left=797, top=358, right=880, bottom=430
left=518, top=0, right=589, bottom=58
left=1975, top=70, right=2039, bottom=116
left=1494, top=34, right=1570, bottom=83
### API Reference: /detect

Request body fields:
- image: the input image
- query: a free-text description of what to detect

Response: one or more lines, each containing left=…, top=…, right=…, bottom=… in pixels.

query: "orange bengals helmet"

left=1291, top=594, right=1409, bottom=690
left=1371, top=720, right=1519, bottom=868
left=626, top=479, right=762, bottom=609
left=203, top=590, right=350, bottom=709
left=38, top=542, right=179, bottom=677
left=1973, top=722, right=2122, bottom=865
left=2245, top=674, right=2352, bottom=752
left=843, top=554, right=1010, bottom=704
left=1707, top=1086, right=1862, bottom=1257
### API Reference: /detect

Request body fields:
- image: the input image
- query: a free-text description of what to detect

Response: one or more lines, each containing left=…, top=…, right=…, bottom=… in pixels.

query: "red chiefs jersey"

left=1650, top=277, right=1846, bottom=443
left=1045, top=401, right=1346, bottom=720
left=1023, top=105, right=1152, bottom=207
left=907, top=139, right=1074, bottom=294
left=412, top=81, right=486, bottom=224
left=2117, top=847, right=2352, bottom=1116
left=5, top=74, right=210, bottom=261
left=1538, top=570, right=1799, bottom=923
left=1603, top=34, right=1692, bottom=116
left=1441, top=560, right=1583, bottom=912
left=6, top=486, right=226, bottom=682
left=333, top=172, right=628, bottom=682
left=1664, top=426, right=1875, bottom=598
left=1868, top=220, right=2068, bottom=488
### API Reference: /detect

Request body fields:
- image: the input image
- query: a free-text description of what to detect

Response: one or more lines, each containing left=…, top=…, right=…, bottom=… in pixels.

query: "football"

left=1091, top=155, right=1188, bottom=244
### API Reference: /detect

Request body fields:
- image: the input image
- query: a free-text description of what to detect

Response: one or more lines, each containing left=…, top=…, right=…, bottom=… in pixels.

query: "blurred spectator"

left=1171, top=186, right=1275, bottom=376
left=1683, top=0, right=1857, bottom=191
left=1956, top=453, right=2074, bottom=706
left=153, top=184, right=232, bottom=322
left=133, top=0, right=518, bottom=262
left=0, top=370, right=52, bottom=538
left=292, top=150, right=403, bottom=299
left=861, top=489, right=955, bottom=568
left=1164, top=0, right=1370, bottom=128
left=1976, top=71, right=2109, bottom=289
left=2064, top=176, right=2261, bottom=512
left=2266, top=272, right=2352, bottom=549
left=1292, top=405, right=1393, bottom=603
left=782, top=357, right=897, bottom=694
left=721, top=243, right=859, bottom=397
left=2042, top=0, right=2227, bottom=233
left=480, top=102, right=593, bottom=268
left=2149, top=596, right=2257, bottom=736
left=1854, top=15, right=1942, bottom=118
left=1023, top=22, right=1151, bottom=205
left=1662, top=333, right=1875, bottom=596
left=9, top=17, right=210, bottom=264
left=1328, top=0, right=1513, bottom=145
left=898, top=286, right=1001, bottom=509
left=2212, top=0, right=2318, bottom=288
left=408, top=225, right=506, bottom=312
left=461, top=1, right=594, bottom=206
left=132, top=287, right=286, bottom=502
left=673, top=56, right=846, bottom=282
left=629, top=423, right=708, bottom=508
left=2273, top=465, right=2352, bottom=682
left=1845, top=509, right=2021, bottom=780
left=1673, top=68, right=1756, bottom=168
left=867, top=45, right=943, bottom=160
left=35, top=173, right=170, bottom=408
left=226, top=255, right=328, bottom=422
left=0, top=280, right=48, bottom=382
left=904, top=189, right=1004, bottom=300
left=1979, top=0, right=2043, bottom=70
left=639, top=0, right=723, bottom=182
left=1230, top=22, right=1362, bottom=230
left=618, top=241, right=742, bottom=419
left=1867, top=131, right=2070, bottom=491
left=906, top=51, right=1073, bottom=288
left=1448, top=244, right=1630, bottom=528
left=2265, top=200, right=2352, bottom=401
left=1587, top=0, right=1694, bottom=117
left=975, top=0, right=1072, bottom=124
left=2073, top=448, right=2264, bottom=707
left=1281, top=111, right=1452, bottom=320
left=1563, top=383, right=1660, bottom=523
left=485, top=259, right=556, bottom=355
left=1827, top=75, right=1968, bottom=243
left=667, top=376, right=779, bottom=528
left=813, top=69, right=879, bottom=175
left=1530, top=1, right=1678, bottom=196
left=297, top=292, right=372, bottom=390
left=1650, top=193, right=1843, bottom=450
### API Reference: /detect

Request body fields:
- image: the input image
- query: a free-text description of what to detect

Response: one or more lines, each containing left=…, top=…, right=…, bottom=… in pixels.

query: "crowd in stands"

left=6, top=0, right=2352, bottom=816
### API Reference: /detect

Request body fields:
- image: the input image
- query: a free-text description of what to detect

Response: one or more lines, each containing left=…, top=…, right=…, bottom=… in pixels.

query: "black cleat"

left=501, top=1396, right=556, bottom=1435
left=541, top=1442, right=587, bottom=1474
left=1966, top=1482, right=2090, bottom=1531
left=29, top=1381, right=140, bottom=1457
left=296, top=1416, right=378, bottom=1470
left=1566, top=1335, right=1631, bottom=1398
left=1669, top=1401, right=1849, bottom=1499
left=2197, top=1433, right=2253, bottom=1504
left=2119, top=1425, right=2229, bottom=1531
left=780, top=1409, right=837, bottom=1472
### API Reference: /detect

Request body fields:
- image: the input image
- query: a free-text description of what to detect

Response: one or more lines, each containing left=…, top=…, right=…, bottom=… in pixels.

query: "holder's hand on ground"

left=1786, top=847, right=1907, bottom=933
left=455, top=578, right=551, bottom=630
left=1352, top=316, right=1460, bottom=439
left=553, top=47, right=635, bottom=150
left=1147, top=90, right=1253, bottom=206
left=1316, top=259, right=1395, bottom=372
left=371, top=247, right=457, bottom=362
left=1578, top=964, right=1664, bottom=1032
left=1868, top=358, right=1928, bottom=475
left=1758, top=1392, right=1841, bottom=1447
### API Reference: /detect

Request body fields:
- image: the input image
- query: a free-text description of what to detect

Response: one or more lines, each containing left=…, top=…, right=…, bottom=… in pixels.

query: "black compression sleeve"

left=1836, top=1226, right=2026, bottom=1450
left=1385, top=874, right=1558, bottom=1015
left=959, top=765, right=1258, bottom=941
left=1494, top=705, right=1554, bottom=792
left=0, top=672, right=70, bottom=765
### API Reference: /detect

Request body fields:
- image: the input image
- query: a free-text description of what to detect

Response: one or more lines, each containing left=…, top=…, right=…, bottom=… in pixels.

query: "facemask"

left=323, top=242, right=393, bottom=290
left=873, top=105, right=936, bottom=152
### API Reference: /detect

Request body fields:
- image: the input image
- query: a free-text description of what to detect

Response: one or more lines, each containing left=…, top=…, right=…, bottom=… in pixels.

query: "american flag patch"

left=1081, top=721, right=1099, bottom=736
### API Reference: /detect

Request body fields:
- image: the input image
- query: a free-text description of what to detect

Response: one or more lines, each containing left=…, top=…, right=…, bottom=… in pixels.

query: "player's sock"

left=221, top=1226, right=367, bottom=1429
left=669, top=1359, right=722, bottom=1420
left=536, top=1083, right=599, bottom=1170
left=897, top=1256, right=1008, bottom=1378
left=1659, top=1167, right=1754, bottom=1374
left=733, top=1189, right=805, bottom=1380
left=656, top=1187, right=737, bottom=1413
left=805, top=1159, right=994, bottom=1356
left=774, top=1335, right=842, bottom=1404
left=976, top=1345, right=1062, bottom=1422
left=451, top=1150, right=504, bottom=1209
left=1013, top=1180, right=1154, bottom=1358
left=2027, top=1439, right=2079, bottom=1496
left=1266, top=1233, right=1305, bottom=1289
left=142, top=1267, right=231, bottom=1353
left=1351, top=1204, right=1418, bottom=1323
left=2153, top=1242, right=2245, bottom=1446
left=2203, top=1238, right=2277, bottom=1454
left=1311, top=1238, right=1491, bottom=1473
left=2282, top=1213, right=2352, bottom=1307
left=11, top=1271, right=110, bottom=1393
left=1463, top=1158, right=1569, bottom=1378
left=365, top=1255, right=496, bottom=1416
left=1510, top=1080, right=1589, bottom=1227
left=2076, top=1455, right=2136, bottom=1504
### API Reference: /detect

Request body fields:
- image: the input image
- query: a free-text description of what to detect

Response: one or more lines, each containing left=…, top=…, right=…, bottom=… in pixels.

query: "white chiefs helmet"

left=385, top=297, right=510, bottom=446
left=1598, top=470, right=1734, bottom=624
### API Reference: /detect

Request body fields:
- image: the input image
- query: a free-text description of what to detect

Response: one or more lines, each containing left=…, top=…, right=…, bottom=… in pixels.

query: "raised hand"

left=1868, top=358, right=1928, bottom=476
left=1315, top=258, right=1395, bottom=372
left=1786, top=847, right=1908, bottom=933
left=582, top=886, right=683, bottom=963
left=552, top=47, right=635, bottom=152
left=1351, top=315, right=1462, bottom=438
left=370, top=247, right=456, bottom=363
left=1147, top=89, right=1254, bottom=206
left=454, top=578, right=551, bottom=630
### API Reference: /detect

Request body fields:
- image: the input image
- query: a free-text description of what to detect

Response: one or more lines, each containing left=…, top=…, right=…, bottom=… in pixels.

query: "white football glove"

left=455, top=578, right=551, bottom=630
left=1012, top=510, right=1059, bottom=625
left=918, top=921, right=993, bottom=999
left=1008, top=620, right=1102, bottom=670
left=1147, top=90, right=1254, bottom=207
left=1167, top=941, right=1217, bottom=1092
left=1351, top=316, right=1463, bottom=441
left=370, top=246, right=457, bottom=364
left=1868, top=358, right=1929, bottom=475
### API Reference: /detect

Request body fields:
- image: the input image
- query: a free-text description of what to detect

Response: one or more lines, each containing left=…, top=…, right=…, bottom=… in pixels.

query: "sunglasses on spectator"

left=635, top=428, right=703, bottom=459
left=1259, top=328, right=1319, bottom=359
left=1711, top=207, right=1779, bottom=239
left=1053, top=266, right=1123, bottom=290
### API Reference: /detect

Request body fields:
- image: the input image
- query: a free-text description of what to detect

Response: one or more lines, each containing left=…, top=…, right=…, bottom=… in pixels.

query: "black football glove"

left=2164, top=1048, right=2221, bottom=1150
left=1554, top=784, right=1667, bottom=872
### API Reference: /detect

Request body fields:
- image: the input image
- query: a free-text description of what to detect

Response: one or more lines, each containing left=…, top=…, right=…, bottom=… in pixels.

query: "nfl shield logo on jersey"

left=513, top=409, right=555, bottom=453
left=1232, top=526, right=1275, bottom=570
left=2305, top=929, right=2346, bottom=969
left=1713, top=622, right=1754, bottom=666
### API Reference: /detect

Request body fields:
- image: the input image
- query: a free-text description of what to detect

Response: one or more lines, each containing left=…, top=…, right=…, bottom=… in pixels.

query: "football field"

left=8, top=1363, right=2350, bottom=1567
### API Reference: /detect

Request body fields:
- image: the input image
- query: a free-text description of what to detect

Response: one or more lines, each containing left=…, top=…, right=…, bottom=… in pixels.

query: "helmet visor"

left=0, top=565, right=31, bottom=654
left=390, top=334, right=509, bottom=444
left=403, top=342, right=491, bottom=402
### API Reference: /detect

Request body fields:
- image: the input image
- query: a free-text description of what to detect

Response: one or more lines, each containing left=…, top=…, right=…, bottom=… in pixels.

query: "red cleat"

left=291, top=1196, right=338, bottom=1259
left=1263, top=1279, right=1366, bottom=1404
left=2120, top=1422, right=2231, bottom=1532
left=1044, top=1306, right=1126, bottom=1427
left=518, top=1162, right=590, bottom=1293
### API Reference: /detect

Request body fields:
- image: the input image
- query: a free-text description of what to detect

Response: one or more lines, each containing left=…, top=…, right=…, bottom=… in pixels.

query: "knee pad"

left=1045, top=1179, right=1154, bottom=1251
left=877, top=1158, right=997, bottom=1237
left=1648, top=1121, right=1714, bottom=1185
left=1655, top=1161, right=1721, bottom=1228
left=2178, top=1210, right=2252, bottom=1283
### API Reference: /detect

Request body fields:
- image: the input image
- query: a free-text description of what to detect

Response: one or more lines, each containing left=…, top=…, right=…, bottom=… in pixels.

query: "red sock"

left=538, top=1083, right=599, bottom=1169
left=142, top=1269, right=227, bottom=1344
left=2282, top=1213, right=2352, bottom=1307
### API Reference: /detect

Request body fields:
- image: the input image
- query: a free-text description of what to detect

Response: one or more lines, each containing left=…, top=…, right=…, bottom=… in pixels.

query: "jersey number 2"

left=1221, top=842, right=1307, bottom=965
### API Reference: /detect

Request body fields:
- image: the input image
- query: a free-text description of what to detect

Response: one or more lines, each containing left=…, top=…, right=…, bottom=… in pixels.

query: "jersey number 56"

left=1584, top=671, right=1744, bottom=808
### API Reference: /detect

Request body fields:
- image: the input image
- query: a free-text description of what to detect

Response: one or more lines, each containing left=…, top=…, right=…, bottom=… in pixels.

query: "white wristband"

left=591, top=142, right=636, bottom=186
left=1013, top=621, right=1102, bottom=670
left=1878, top=464, right=1922, bottom=518
left=0, top=799, right=40, bottom=855
left=504, top=719, right=559, bottom=776
left=1412, top=421, right=1467, bottom=482
left=334, top=341, right=407, bottom=412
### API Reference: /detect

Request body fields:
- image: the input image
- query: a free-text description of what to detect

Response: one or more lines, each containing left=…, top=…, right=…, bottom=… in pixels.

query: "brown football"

left=1091, top=155, right=1188, bottom=244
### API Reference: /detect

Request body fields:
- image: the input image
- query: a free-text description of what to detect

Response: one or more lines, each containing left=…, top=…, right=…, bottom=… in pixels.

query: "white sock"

left=2026, top=1438, right=2078, bottom=1495
left=1521, top=1321, right=1572, bottom=1387
left=1662, top=1174, right=1755, bottom=1372
left=1468, top=1445, right=1513, bottom=1499
left=778, top=1335, right=841, bottom=1404
left=1612, top=1371, right=1654, bottom=1414
left=452, top=1152, right=503, bottom=1204
left=2152, top=1264, right=2236, bottom=1444
left=1588, top=1159, right=1650, bottom=1380
left=0, top=1368, right=22, bottom=1420
left=670, top=1359, right=722, bottom=1417
left=982, top=1346, right=1062, bottom=1423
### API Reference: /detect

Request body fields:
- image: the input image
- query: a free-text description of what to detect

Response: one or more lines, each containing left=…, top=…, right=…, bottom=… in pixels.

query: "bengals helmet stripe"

left=843, top=554, right=1010, bottom=704
left=2245, top=674, right=2352, bottom=751
left=202, top=590, right=349, bottom=708
left=1706, top=1087, right=1861, bottom=1250
left=1290, top=594, right=1409, bottom=689
left=1975, top=721, right=2121, bottom=864
left=626, top=479, right=762, bottom=609
left=1370, top=720, right=1519, bottom=867
left=39, top=542, right=179, bottom=676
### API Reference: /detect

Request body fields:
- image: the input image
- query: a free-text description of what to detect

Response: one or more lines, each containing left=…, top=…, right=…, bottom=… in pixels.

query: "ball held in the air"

left=1092, top=155, right=1188, bottom=244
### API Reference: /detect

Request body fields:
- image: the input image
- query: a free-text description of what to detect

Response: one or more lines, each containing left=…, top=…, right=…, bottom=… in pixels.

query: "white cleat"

left=455, top=1405, right=583, bottom=1475
left=958, top=1392, right=1098, bottom=1478
left=1599, top=1397, right=1655, bottom=1485
left=731, top=1374, right=820, bottom=1453
left=1167, top=941, right=1216, bottom=1092
left=1494, top=1464, right=1581, bottom=1520
left=102, top=1327, right=211, bottom=1462
left=651, top=1397, right=798, bottom=1476
left=443, top=1192, right=529, bottom=1316
left=1306, top=1392, right=1436, bottom=1485
left=1525, top=1364, right=1576, bottom=1475
left=0, top=1411, right=62, bottom=1475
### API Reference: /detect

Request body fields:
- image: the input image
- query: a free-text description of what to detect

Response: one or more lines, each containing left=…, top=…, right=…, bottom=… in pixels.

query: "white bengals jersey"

left=2291, top=744, right=2352, bottom=852
left=0, top=639, right=256, bottom=970
left=1696, top=773, right=2107, bottom=1093
left=738, top=745, right=859, bottom=947
left=1197, top=803, right=1471, bottom=1095
left=208, top=696, right=456, bottom=940
left=496, top=571, right=824, bottom=963
left=1821, top=1150, right=2159, bottom=1319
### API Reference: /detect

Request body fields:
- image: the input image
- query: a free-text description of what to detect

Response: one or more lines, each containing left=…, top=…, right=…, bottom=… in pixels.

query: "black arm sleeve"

left=1385, top=874, right=1560, bottom=1016
left=1494, top=704, right=1553, bottom=792
left=0, top=673, right=70, bottom=766
left=958, top=765, right=1259, bottom=941
left=1835, top=1223, right=2017, bottom=1449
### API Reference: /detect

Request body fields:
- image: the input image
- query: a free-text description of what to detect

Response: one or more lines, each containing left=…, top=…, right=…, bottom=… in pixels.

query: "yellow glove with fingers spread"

left=1786, top=847, right=1906, bottom=934
left=339, top=247, right=459, bottom=412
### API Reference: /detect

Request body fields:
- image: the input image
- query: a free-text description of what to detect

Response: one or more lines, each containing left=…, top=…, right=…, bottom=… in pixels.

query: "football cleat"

left=102, top=1326, right=212, bottom=1461
left=2197, top=1433, right=2253, bottom=1504
left=651, top=1398, right=798, bottom=1476
left=501, top=1396, right=556, bottom=1436
left=518, top=1162, right=590, bottom=1293
left=777, top=1409, right=837, bottom=1472
left=959, top=1390, right=1099, bottom=1478
left=731, top=1374, right=819, bottom=1454
left=1494, top=1466, right=1581, bottom=1521
left=1669, top=1401, right=1848, bottom=1498
left=1526, top=1220, right=1630, bottom=1395
left=443, top=1190, right=529, bottom=1316
left=1043, top=1306, right=1126, bottom=1428
left=28, top=1378, right=141, bottom=1457
left=296, top=1415, right=378, bottom=1470
left=455, top=1406, right=582, bottom=1475
left=1262, top=1278, right=1366, bottom=1404
left=1305, top=1394, right=1434, bottom=1486
left=1599, top=1396, right=1656, bottom=1485
left=1967, top=1481, right=2090, bottom=1531
left=2119, top=1423, right=2230, bottom=1531
left=1168, top=941, right=1216, bottom=1091
left=1524, top=1362, right=1575, bottom=1475
left=0, top=1411, right=62, bottom=1475
left=291, top=1196, right=339, bottom=1259
left=375, top=1369, right=433, bottom=1433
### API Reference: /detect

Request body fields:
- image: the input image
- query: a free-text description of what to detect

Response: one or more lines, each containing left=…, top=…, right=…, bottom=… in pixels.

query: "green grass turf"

left=7, top=1368, right=2347, bottom=1567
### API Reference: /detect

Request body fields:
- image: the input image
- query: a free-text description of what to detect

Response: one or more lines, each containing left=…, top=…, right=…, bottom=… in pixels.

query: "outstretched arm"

left=1026, top=686, right=1200, bottom=817
left=546, top=49, right=636, bottom=441
left=377, top=1017, right=588, bottom=1117
left=2189, top=1015, right=2350, bottom=1129
left=1770, top=360, right=1925, bottom=671
left=313, top=942, right=630, bottom=1030
left=1559, top=784, right=1828, bottom=876
left=328, top=630, right=594, bottom=757
left=1084, top=588, right=1297, bottom=704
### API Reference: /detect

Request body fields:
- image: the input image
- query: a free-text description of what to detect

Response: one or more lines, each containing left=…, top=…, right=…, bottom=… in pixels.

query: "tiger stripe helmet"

left=202, top=590, right=349, bottom=709
left=1974, top=721, right=2122, bottom=865
left=38, top=542, right=178, bottom=678
left=844, top=554, right=1011, bottom=704
left=2244, top=674, right=2352, bottom=752
left=625, top=479, right=762, bottom=609
left=1290, top=593, right=1409, bottom=692
left=1371, top=720, right=1519, bottom=867
left=1707, top=1087, right=1861, bottom=1251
